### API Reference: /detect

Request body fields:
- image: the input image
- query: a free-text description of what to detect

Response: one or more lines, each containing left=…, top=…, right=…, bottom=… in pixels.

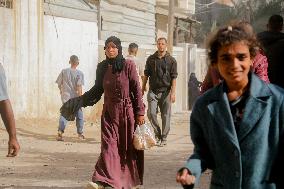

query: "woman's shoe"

left=86, top=181, right=104, bottom=189
left=132, top=185, right=143, bottom=189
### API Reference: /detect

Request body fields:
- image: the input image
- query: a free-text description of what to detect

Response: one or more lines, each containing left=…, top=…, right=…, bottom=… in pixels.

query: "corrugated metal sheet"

left=44, top=0, right=98, bottom=22
left=100, top=0, right=156, bottom=44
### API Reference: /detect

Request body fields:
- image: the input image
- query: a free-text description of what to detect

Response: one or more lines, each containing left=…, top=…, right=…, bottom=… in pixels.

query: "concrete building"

left=0, top=0, right=206, bottom=120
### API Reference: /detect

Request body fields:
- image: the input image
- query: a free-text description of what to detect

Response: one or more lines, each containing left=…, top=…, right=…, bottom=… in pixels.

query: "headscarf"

left=104, top=36, right=125, bottom=73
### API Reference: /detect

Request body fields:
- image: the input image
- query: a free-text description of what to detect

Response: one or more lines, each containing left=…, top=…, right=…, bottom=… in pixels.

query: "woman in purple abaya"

left=61, top=36, right=145, bottom=189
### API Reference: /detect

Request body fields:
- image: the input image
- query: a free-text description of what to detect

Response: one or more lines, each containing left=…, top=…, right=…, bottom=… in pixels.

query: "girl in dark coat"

left=176, top=22, right=284, bottom=189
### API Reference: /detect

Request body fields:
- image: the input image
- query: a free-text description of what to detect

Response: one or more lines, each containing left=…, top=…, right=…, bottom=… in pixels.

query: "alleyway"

left=0, top=112, right=210, bottom=189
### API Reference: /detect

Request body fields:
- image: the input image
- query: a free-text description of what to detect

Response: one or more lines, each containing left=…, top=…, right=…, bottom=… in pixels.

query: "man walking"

left=56, top=55, right=85, bottom=141
left=0, top=63, right=20, bottom=157
left=257, top=14, right=284, bottom=88
left=142, top=37, right=178, bottom=146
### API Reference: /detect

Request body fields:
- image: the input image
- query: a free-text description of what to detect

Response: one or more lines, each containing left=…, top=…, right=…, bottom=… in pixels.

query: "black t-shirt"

left=144, top=52, right=178, bottom=93
left=229, top=92, right=249, bottom=135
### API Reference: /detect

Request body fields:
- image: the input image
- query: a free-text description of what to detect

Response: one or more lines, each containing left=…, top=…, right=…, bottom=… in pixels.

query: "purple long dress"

left=92, top=59, right=145, bottom=189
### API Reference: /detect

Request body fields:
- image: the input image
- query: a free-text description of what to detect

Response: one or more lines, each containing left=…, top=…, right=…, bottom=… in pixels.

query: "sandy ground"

left=0, top=112, right=210, bottom=189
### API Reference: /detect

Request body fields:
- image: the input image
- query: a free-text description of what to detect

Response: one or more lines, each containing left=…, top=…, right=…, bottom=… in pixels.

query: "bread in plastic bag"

left=133, top=123, right=156, bottom=150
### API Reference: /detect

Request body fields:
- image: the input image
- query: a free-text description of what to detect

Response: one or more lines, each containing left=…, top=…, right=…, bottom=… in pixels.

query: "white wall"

left=0, top=1, right=98, bottom=119
left=0, top=7, right=14, bottom=89
left=42, top=16, right=98, bottom=118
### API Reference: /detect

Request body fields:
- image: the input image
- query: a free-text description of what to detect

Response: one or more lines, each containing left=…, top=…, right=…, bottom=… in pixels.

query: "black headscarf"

left=104, top=36, right=125, bottom=73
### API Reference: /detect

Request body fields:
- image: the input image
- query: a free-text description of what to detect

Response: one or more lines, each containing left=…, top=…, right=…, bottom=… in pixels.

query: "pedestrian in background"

left=176, top=22, right=284, bottom=189
left=0, top=63, right=20, bottom=157
left=55, top=55, right=85, bottom=141
left=125, top=42, right=145, bottom=84
left=60, top=36, right=145, bottom=189
left=141, top=37, right=178, bottom=146
left=257, top=14, right=284, bottom=88
left=187, top=73, right=201, bottom=110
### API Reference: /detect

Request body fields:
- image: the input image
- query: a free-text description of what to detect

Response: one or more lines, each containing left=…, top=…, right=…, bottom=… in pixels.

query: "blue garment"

left=0, top=63, right=8, bottom=101
left=186, top=73, right=284, bottom=189
left=58, top=108, right=84, bottom=134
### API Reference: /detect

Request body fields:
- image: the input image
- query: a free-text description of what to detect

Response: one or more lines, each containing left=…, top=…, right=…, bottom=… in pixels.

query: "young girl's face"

left=216, top=41, right=252, bottom=87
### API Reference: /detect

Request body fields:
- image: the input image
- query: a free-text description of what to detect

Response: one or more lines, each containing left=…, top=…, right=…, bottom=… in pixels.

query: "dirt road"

left=0, top=112, right=210, bottom=189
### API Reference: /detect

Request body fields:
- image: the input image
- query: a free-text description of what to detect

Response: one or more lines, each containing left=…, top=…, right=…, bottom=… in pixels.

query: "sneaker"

left=56, top=132, right=64, bottom=141
left=86, top=181, right=104, bottom=189
left=78, top=134, right=85, bottom=140
left=160, top=140, right=167, bottom=146
left=155, top=137, right=161, bottom=146
left=155, top=136, right=161, bottom=146
left=86, top=181, right=113, bottom=189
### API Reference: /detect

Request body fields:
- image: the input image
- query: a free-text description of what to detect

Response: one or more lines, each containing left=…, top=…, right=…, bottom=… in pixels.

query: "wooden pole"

left=189, top=22, right=192, bottom=43
left=174, top=17, right=178, bottom=45
left=167, top=0, right=175, bottom=54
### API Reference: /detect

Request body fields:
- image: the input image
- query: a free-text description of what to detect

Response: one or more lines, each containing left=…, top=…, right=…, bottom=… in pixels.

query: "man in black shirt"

left=142, top=37, right=178, bottom=146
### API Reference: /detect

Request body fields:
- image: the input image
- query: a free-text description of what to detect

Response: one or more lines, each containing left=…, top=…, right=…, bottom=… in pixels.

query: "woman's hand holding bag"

left=133, top=123, right=156, bottom=150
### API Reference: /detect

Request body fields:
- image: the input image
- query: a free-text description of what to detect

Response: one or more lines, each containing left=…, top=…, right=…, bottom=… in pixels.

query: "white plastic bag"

left=133, top=123, right=156, bottom=150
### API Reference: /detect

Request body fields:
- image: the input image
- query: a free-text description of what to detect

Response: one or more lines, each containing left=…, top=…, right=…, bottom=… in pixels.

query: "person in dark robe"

left=188, top=73, right=201, bottom=110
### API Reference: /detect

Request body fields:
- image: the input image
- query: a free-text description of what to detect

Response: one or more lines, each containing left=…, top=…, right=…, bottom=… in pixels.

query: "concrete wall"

left=42, top=16, right=98, bottom=118
left=0, top=0, right=41, bottom=118
left=0, top=0, right=98, bottom=119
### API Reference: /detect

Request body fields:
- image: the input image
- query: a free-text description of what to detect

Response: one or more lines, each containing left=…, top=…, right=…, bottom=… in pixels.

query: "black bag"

left=60, top=97, right=84, bottom=121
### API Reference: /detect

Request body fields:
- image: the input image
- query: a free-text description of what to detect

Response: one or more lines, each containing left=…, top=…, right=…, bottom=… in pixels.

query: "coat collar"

left=207, top=73, right=272, bottom=146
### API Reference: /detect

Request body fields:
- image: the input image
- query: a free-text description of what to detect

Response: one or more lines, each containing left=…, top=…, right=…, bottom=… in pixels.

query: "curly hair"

left=207, top=21, right=260, bottom=65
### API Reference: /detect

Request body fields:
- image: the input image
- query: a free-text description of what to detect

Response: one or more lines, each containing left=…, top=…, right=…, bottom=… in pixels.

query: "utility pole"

left=167, top=0, right=175, bottom=54
left=97, top=0, right=101, bottom=40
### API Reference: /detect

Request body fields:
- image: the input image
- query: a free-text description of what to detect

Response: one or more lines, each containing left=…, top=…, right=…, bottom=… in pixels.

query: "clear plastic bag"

left=133, top=123, right=156, bottom=150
